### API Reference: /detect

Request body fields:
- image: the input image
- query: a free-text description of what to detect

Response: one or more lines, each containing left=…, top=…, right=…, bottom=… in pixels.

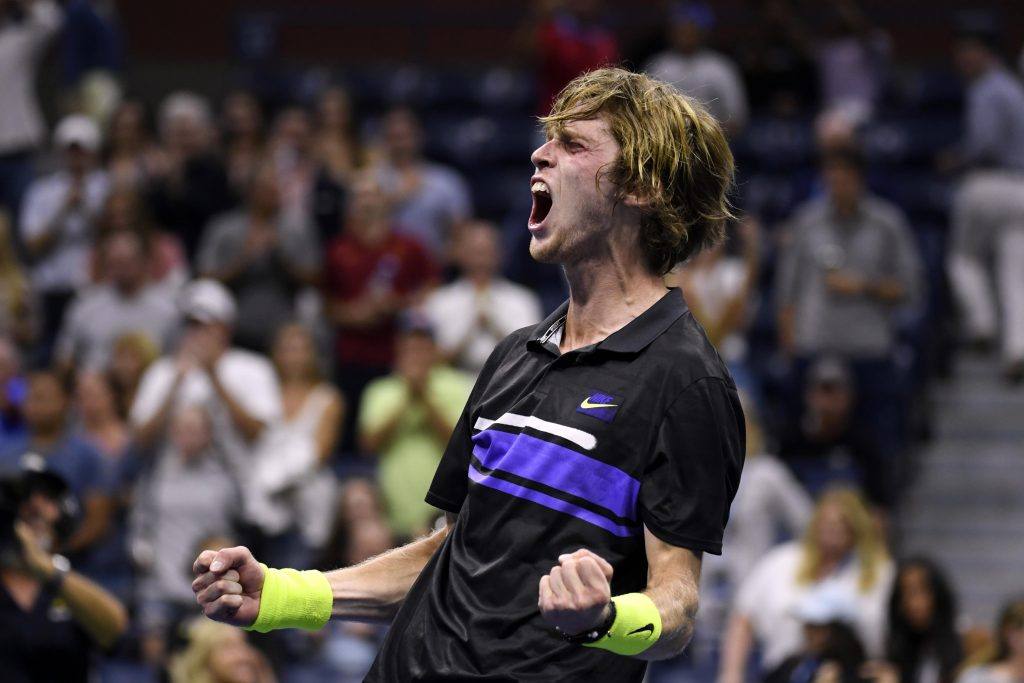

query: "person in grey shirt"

left=197, top=160, right=320, bottom=353
left=374, top=106, right=472, bottom=261
left=55, top=229, right=179, bottom=371
left=130, top=404, right=240, bottom=650
left=776, top=146, right=922, bottom=360
left=945, top=28, right=1024, bottom=383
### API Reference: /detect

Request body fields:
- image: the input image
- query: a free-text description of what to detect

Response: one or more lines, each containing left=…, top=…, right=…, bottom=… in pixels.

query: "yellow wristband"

left=244, top=564, right=333, bottom=633
left=583, top=593, right=663, bottom=656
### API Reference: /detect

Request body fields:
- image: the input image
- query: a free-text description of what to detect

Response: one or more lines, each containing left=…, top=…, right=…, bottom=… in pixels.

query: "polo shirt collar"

left=527, top=288, right=688, bottom=355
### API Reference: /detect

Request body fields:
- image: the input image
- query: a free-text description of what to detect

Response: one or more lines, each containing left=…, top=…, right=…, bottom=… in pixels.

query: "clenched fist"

left=192, top=546, right=265, bottom=627
left=538, top=548, right=614, bottom=635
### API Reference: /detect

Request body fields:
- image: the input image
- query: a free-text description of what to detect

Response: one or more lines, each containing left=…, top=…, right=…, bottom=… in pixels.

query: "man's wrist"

left=558, top=600, right=616, bottom=644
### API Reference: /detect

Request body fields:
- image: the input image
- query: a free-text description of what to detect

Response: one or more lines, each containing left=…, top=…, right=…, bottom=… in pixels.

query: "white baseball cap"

left=53, top=115, right=102, bottom=152
left=180, top=279, right=237, bottom=325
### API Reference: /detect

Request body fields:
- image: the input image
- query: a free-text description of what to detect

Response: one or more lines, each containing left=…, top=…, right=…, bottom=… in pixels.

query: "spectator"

left=272, top=323, right=343, bottom=547
left=777, top=357, right=892, bottom=510
left=523, top=0, right=619, bottom=115
left=0, top=209, right=33, bottom=346
left=765, top=590, right=868, bottom=683
left=94, top=185, right=188, bottom=291
left=55, top=228, right=179, bottom=371
left=0, top=370, right=112, bottom=559
left=73, top=370, right=136, bottom=602
left=146, top=91, right=234, bottom=260
left=718, top=488, right=895, bottom=682
left=108, top=330, right=157, bottom=419
left=945, top=27, right=1024, bottom=384
left=875, top=557, right=964, bottom=683
left=220, top=89, right=265, bottom=197
left=643, top=1, right=749, bottom=134
left=706, top=394, right=812, bottom=595
left=423, top=220, right=543, bottom=375
left=319, top=477, right=388, bottom=572
left=59, top=0, right=122, bottom=124
left=130, top=405, right=241, bottom=666
left=0, top=335, right=26, bottom=440
left=169, top=618, right=276, bottom=683
left=957, top=599, right=1024, bottom=683
left=268, top=105, right=317, bottom=225
left=373, top=107, right=472, bottom=260
left=197, top=160, right=321, bottom=353
left=241, top=323, right=342, bottom=566
left=775, top=146, right=922, bottom=456
left=19, top=114, right=109, bottom=359
left=0, top=0, right=61, bottom=218
left=324, top=171, right=437, bottom=453
left=311, top=85, right=362, bottom=242
left=357, top=317, right=472, bottom=540
left=129, top=279, right=281, bottom=463
left=667, top=217, right=760, bottom=393
left=104, top=99, right=160, bottom=189
left=776, top=146, right=921, bottom=360
left=815, top=0, right=890, bottom=122
left=0, top=461, right=128, bottom=682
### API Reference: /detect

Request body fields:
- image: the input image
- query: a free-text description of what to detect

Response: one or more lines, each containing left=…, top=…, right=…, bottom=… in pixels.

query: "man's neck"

left=560, top=254, right=667, bottom=353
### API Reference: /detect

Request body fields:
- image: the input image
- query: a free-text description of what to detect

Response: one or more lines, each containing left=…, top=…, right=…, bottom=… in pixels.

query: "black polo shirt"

left=365, top=288, right=745, bottom=682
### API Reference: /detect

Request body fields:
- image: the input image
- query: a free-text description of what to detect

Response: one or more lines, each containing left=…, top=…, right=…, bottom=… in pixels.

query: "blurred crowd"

left=1, top=0, right=1024, bottom=682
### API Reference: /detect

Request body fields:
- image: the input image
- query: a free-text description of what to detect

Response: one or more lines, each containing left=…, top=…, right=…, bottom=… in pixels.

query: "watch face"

left=51, top=554, right=71, bottom=573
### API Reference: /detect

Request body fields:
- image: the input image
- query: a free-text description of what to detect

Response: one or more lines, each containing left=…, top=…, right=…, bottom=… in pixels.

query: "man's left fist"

left=538, top=548, right=615, bottom=635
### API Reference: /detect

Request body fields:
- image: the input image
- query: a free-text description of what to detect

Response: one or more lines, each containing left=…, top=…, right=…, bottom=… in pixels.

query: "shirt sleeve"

left=425, top=333, right=516, bottom=513
left=639, top=377, right=746, bottom=555
left=128, top=360, right=175, bottom=426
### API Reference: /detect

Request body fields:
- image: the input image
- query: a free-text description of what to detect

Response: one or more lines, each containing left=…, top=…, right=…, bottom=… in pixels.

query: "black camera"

left=0, top=453, right=80, bottom=558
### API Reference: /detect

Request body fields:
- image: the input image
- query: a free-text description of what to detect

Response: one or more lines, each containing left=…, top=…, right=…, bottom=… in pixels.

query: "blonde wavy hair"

left=797, top=487, right=888, bottom=593
left=540, top=67, right=736, bottom=275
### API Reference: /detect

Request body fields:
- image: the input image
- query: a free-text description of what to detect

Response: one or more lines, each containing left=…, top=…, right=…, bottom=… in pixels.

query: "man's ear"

left=621, top=190, right=653, bottom=211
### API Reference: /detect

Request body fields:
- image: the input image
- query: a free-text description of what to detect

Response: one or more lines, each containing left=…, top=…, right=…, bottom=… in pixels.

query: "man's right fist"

left=192, top=546, right=265, bottom=627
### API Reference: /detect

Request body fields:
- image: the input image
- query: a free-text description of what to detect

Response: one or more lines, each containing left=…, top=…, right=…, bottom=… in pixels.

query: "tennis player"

left=192, top=67, right=745, bottom=682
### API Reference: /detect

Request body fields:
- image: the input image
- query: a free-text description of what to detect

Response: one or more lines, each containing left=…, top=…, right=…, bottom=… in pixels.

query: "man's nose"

left=531, top=138, right=556, bottom=169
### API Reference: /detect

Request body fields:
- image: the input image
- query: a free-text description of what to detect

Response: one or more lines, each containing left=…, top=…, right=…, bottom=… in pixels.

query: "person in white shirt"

left=0, top=0, right=61, bottom=217
left=422, top=221, right=543, bottom=375
left=718, top=487, right=895, bottom=683
left=129, top=278, right=282, bottom=461
left=19, top=114, right=108, bottom=357
left=644, top=2, right=748, bottom=135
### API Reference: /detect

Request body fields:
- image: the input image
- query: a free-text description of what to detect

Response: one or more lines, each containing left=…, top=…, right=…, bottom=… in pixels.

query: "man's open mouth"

left=529, top=180, right=552, bottom=228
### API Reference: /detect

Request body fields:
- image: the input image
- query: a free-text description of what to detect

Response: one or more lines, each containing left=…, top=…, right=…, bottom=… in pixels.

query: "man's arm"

left=537, top=528, right=702, bottom=661
left=192, top=513, right=456, bottom=626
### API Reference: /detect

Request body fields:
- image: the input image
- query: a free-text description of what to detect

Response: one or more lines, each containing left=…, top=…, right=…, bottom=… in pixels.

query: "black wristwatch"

left=557, top=600, right=617, bottom=644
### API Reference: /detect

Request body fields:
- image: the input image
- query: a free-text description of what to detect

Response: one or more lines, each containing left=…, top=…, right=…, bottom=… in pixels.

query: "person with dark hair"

left=193, top=67, right=743, bottom=683
left=879, top=558, right=964, bottom=683
left=0, top=370, right=113, bottom=560
left=0, top=460, right=128, bottom=682
left=956, top=598, right=1024, bottom=683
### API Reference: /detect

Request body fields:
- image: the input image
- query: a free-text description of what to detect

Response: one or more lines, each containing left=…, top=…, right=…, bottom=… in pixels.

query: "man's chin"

left=528, top=235, right=561, bottom=265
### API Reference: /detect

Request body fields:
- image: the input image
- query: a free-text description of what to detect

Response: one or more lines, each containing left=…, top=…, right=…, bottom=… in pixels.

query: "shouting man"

left=192, top=67, right=745, bottom=682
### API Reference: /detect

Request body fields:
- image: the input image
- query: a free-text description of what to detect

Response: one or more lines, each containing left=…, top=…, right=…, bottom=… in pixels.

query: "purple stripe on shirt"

left=471, top=428, right=639, bottom=521
left=468, top=462, right=640, bottom=537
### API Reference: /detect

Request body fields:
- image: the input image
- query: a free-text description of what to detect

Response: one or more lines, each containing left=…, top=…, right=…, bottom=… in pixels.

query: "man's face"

left=806, top=380, right=853, bottom=426
left=63, top=145, right=94, bottom=176
left=346, top=173, right=391, bottom=230
left=954, top=40, right=989, bottom=80
left=528, top=117, right=623, bottom=267
left=164, top=114, right=209, bottom=157
left=104, top=232, right=146, bottom=291
left=456, top=225, right=501, bottom=280
left=23, top=375, right=67, bottom=434
left=395, top=333, right=436, bottom=378
left=19, top=492, right=61, bottom=551
left=823, top=162, right=863, bottom=210
left=383, top=110, right=422, bottom=161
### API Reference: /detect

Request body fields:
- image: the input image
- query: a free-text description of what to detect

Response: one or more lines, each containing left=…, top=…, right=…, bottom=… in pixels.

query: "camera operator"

left=0, top=460, right=127, bottom=682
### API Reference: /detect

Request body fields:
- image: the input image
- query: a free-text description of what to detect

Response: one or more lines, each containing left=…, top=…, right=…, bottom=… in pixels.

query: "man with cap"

left=129, top=278, right=282, bottom=457
left=19, top=114, right=108, bottom=360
